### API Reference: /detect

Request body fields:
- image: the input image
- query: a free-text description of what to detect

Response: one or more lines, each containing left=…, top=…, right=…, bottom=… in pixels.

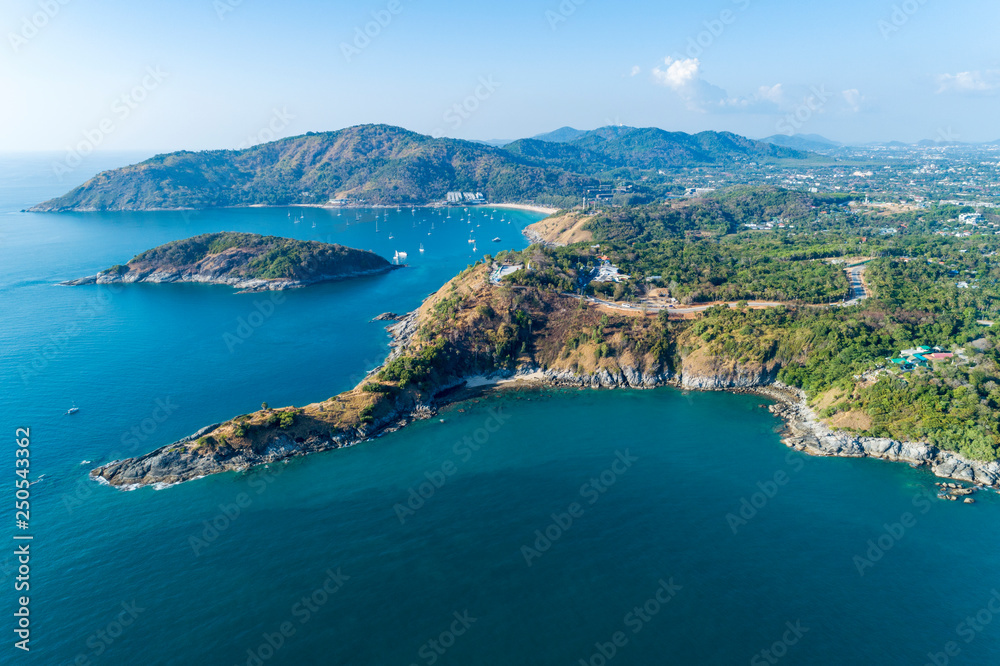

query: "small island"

left=63, top=232, right=401, bottom=292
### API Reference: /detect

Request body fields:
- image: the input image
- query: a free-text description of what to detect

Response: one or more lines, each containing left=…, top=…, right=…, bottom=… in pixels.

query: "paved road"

left=842, top=265, right=869, bottom=305
left=563, top=264, right=871, bottom=315
left=568, top=294, right=784, bottom=314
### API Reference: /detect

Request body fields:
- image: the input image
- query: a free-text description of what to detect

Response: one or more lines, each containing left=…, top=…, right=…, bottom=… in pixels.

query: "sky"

left=2, top=0, right=1000, bottom=154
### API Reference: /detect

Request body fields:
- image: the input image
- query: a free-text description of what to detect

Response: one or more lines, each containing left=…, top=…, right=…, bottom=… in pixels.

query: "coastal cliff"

left=63, top=232, right=399, bottom=292
left=771, top=391, right=1000, bottom=487
left=90, top=261, right=1000, bottom=492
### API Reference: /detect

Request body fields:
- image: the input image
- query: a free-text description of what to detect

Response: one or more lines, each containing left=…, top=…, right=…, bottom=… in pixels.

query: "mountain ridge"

left=33, top=124, right=809, bottom=212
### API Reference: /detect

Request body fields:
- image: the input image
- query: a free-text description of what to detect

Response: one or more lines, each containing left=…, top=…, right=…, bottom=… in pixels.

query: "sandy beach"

left=491, top=203, right=559, bottom=215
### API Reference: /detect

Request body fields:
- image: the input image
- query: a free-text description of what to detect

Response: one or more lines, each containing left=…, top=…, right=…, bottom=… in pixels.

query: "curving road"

left=562, top=264, right=871, bottom=315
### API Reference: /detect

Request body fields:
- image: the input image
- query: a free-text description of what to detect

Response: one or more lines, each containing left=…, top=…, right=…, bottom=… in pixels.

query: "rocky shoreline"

left=505, top=366, right=1000, bottom=490
left=62, top=265, right=401, bottom=293
left=763, top=385, right=1000, bottom=489
left=521, top=228, right=559, bottom=248
left=90, top=307, right=1000, bottom=492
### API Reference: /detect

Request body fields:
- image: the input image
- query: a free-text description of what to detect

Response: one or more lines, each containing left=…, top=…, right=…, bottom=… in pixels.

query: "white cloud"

left=652, top=57, right=701, bottom=90
left=937, top=70, right=1000, bottom=94
left=651, top=56, right=782, bottom=113
left=755, top=84, right=784, bottom=105
left=629, top=65, right=640, bottom=77
left=842, top=88, right=862, bottom=111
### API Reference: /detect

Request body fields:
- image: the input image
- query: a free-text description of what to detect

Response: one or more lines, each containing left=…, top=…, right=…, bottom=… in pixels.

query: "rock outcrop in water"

left=63, top=232, right=399, bottom=292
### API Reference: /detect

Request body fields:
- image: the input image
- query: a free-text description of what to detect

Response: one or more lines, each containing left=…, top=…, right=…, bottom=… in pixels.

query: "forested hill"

left=583, top=186, right=856, bottom=240
left=31, top=124, right=810, bottom=212
left=504, top=127, right=806, bottom=171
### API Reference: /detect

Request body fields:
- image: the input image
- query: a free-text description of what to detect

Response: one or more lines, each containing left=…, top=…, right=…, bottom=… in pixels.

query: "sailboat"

left=393, top=250, right=408, bottom=263
left=419, top=243, right=424, bottom=253
left=66, top=402, right=79, bottom=415
left=388, top=231, right=394, bottom=239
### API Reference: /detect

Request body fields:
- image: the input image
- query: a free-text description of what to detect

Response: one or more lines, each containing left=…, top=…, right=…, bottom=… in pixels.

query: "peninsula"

left=91, top=188, right=1000, bottom=491
left=64, top=232, right=400, bottom=292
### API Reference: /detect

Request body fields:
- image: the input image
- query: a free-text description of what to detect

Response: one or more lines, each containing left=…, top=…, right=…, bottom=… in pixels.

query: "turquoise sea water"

left=2, top=155, right=1000, bottom=665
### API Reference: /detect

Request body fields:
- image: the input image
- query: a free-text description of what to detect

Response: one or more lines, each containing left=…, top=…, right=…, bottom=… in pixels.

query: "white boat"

left=492, top=236, right=501, bottom=242
left=66, top=403, right=79, bottom=415
left=388, top=232, right=394, bottom=239
left=393, top=251, right=408, bottom=263
left=468, top=238, right=475, bottom=243
left=419, top=243, right=424, bottom=253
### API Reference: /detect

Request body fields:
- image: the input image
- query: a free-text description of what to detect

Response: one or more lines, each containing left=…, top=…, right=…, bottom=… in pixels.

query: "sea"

left=1, top=153, right=999, bottom=665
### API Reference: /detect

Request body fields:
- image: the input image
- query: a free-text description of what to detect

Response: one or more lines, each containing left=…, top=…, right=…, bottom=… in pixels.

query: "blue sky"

left=3, top=0, right=999, bottom=153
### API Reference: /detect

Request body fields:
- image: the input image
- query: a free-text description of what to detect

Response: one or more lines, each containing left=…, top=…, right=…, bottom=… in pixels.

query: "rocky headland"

left=90, top=262, right=1000, bottom=493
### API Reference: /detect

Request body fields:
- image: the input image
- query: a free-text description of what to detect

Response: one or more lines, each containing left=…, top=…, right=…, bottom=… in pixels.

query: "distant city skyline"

left=3, top=0, right=999, bottom=153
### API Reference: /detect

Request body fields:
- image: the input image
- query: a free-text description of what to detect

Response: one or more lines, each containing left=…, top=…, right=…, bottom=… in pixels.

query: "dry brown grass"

left=812, top=387, right=845, bottom=412
left=828, top=410, right=873, bottom=431
left=194, top=390, right=389, bottom=453
left=524, top=212, right=595, bottom=245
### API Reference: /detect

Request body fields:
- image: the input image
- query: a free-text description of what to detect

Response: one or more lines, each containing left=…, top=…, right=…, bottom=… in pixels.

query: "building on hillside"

left=895, top=346, right=953, bottom=369
left=490, top=264, right=524, bottom=285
